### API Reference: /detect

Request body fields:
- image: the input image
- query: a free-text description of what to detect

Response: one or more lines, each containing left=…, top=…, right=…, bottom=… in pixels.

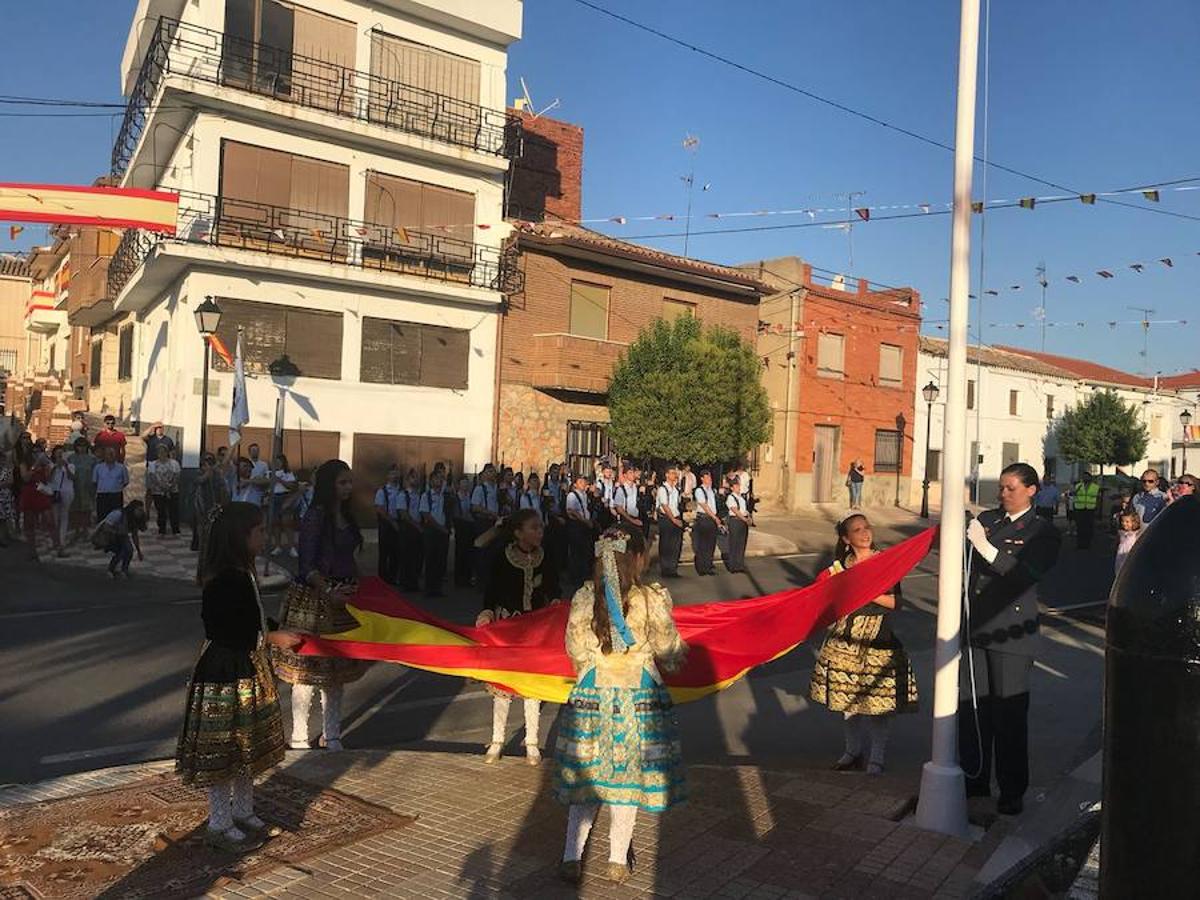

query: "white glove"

left=966, top=518, right=999, bottom=563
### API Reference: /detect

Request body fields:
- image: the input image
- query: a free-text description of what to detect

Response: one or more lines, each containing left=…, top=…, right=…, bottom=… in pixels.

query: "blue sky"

left=2, top=0, right=1198, bottom=375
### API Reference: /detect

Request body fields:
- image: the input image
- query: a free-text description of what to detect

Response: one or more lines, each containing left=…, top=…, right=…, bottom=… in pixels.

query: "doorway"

left=812, top=425, right=841, bottom=503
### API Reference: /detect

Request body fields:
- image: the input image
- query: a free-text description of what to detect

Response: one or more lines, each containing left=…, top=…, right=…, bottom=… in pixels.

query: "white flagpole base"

left=914, top=761, right=970, bottom=837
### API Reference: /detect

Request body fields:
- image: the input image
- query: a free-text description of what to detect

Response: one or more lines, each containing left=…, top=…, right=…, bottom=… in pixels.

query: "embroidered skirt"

left=175, top=647, right=285, bottom=787
left=809, top=619, right=918, bottom=716
left=271, top=580, right=369, bottom=687
left=554, top=668, right=686, bottom=812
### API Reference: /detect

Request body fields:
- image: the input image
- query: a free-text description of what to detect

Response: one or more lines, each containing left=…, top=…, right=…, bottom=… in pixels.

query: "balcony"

left=25, top=304, right=67, bottom=336
left=108, top=189, right=521, bottom=308
left=112, top=18, right=520, bottom=181
left=65, top=230, right=120, bottom=327
left=530, top=333, right=627, bottom=394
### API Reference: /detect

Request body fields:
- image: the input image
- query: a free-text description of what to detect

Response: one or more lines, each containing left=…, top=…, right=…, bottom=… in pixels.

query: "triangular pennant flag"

left=271, top=228, right=286, bottom=241
left=805, top=209, right=816, bottom=220
left=1019, top=197, right=1037, bottom=210
left=355, top=226, right=368, bottom=237
left=706, top=213, right=721, bottom=219
left=656, top=214, right=675, bottom=221
left=394, top=226, right=410, bottom=243
left=1080, top=194, right=1096, bottom=205
left=1098, top=270, right=1114, bottom=278
left=1142, top=190, right=1160, bottom=202
left=1010, top=285, right=1022, bottom=291
left=855, top=208, right=870, bottom=222
left=919, top=203, right=931, bottom=213
left=8, top=225, right=23, bottom=240
left=1130, top=263, right=1144, bottom=273
left=1160, top=258, right=1173, bottom=267
left=1038, top=279, right=1049, bottom=288
left=971, top=201, right=984, bottom=214
left=477, top=223, right=492, bottom=230
left=985, top=290, right=999, bottom=296
left=1066, top=275, right=1080, bottom=283
left=609, top=216, right=627, bottom=225
left=308, top=227, right=324, bottom=244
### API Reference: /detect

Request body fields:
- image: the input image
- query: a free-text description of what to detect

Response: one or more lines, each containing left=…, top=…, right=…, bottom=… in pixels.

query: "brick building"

left=747, top=257, right=921, bottom=510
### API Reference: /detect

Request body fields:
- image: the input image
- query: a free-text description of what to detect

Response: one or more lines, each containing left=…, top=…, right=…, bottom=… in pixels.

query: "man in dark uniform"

left=396, top=468, right=424, bottom=592
left=419, top=470, right=450, bottom=597
left=691, top=470, right=722, bottom=576
left=373, top=465, right=402, bottom=583
left=656, top=466, right=684, bottom=577
left=960, top=461, right=1061, bottom=816
left=564, top=472, right=594, bottom=593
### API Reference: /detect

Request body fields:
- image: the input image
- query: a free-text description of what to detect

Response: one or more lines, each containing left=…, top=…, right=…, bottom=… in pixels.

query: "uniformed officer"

left=470, top=465, right=501, bottom=589
left=544, top=463, right=568, bottom=576
left=373, top=465, right=403, bottom=583
left=1071, top=471, right=1100, bottom=550
left=960, top=461, right=1061, bottom=816
left=520, top=472, right=547, bottom=522
left=396, top=468, right=425, bottom=591
left=656, top=466, right=684, bottom=577
left=691, top=469, right=723, bottom=576
left=595, top=463, right=616, bottom=529
left=565, top=472, right=594, bottom=592
left=724, top=476, right=752, bottom=573
left=419, top=470, right=451, bottom=597
left=611, top=464, right=642, bottom=532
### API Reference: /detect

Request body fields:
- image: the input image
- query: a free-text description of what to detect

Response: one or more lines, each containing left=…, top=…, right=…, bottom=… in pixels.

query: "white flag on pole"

left=229, top=330, right=249, bottom=447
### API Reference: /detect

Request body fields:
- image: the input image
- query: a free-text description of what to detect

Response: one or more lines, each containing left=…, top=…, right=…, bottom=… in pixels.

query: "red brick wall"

left=502, top=247, right=760, bottom=387
left=505, top=111, right=583, bottom=223
left=793, top=284, right=921, bottom=478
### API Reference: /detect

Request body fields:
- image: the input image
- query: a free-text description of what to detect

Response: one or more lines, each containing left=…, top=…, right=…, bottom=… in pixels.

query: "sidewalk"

left=0, top=747, right=1013, bottom=899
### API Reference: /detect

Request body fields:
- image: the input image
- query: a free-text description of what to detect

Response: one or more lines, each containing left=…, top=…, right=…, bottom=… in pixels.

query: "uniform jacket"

left=967, top=507, right=1060, bottom=657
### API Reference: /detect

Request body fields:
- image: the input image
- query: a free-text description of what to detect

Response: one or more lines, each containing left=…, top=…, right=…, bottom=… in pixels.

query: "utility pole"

left=681, top=134, right=700, bottom=257
left=845, top=189, right=866, bottom=271
left=1128, top=306, right=1156, bottom=374
left=914, top=0, right=979, bottom=839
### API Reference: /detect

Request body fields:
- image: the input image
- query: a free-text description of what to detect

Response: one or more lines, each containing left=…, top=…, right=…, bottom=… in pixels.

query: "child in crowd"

left=93, top=499, right=147, bottom=577
left=1114, top=508, right=1142, bottom=577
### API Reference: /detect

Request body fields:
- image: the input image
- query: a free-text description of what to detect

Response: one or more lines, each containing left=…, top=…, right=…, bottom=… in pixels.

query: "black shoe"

left=997, top=796, right=1023, bottom=816
left=965, top=783, right=991, bottom=799
left=831, top=753, right=864, bottom=772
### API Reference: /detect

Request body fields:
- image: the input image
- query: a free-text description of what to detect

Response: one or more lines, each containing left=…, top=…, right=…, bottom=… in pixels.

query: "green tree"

left=607, top=315, right=771, bottom=462
left=1053, top=390, right=1149, bottom=474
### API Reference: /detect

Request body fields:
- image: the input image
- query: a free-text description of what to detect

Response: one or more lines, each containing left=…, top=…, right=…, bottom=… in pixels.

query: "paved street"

left=1, top=511, right=1108, bottom=792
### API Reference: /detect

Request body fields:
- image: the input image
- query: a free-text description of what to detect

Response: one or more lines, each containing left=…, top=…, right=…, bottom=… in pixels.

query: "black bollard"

left=1101, top=495, right=1200, bottom=897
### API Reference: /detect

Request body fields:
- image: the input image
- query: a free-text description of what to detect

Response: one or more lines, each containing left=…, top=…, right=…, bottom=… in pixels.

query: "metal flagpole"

left=914, top=0, right=979, bottom=838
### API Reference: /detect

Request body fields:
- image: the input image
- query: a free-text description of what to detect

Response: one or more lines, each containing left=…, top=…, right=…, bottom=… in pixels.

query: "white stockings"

left=843, top=712, right=890, bottom=766
left=290, top=684, right=344, bottom=745
left=491, top=695, right=541, bottom=747
left=562, top=803, right=639, bottom=865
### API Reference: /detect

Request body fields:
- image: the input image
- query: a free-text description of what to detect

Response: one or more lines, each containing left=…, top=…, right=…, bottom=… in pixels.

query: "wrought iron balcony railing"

left=112, top=17, right=515, bottom=179
left=108, top=189, right=520, bottom=297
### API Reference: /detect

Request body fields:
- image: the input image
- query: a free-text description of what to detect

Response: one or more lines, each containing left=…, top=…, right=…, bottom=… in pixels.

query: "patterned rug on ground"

left=0, top=772, right=413, bottom=900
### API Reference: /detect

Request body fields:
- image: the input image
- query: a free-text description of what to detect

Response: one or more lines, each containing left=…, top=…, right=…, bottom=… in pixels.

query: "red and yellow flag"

left=207, top=333, right=234, bottom=368
left=300, top=526, right=937, bottom=703
left=0, top=183, right=178, bottom=233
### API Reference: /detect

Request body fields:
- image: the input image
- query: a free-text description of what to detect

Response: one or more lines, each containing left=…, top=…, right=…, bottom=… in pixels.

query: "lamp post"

left=920, top=380, right=940, bottom=518
left=194, top=296, right=223, bottom=459
left=1182, top=408, right=1193, bottom=474
left=894, top=412, right=907, bottom=507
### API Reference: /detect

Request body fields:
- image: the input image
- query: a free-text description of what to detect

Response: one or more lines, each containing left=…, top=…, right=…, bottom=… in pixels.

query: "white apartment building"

left=912, top=337, right=1185, bottom=507
left=109, top=0, right=522, bottom=508
left=1160, top=371, right=1200, bottom=478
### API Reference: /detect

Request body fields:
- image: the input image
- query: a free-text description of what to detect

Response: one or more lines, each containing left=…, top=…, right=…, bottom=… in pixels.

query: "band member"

left=396, top=469, right=424, bottom=592
left=724, top=477, right=751, bottom=573
left=544, top=463, right=569, bottom=576
left=691, top=470, right=723, bottom=576
left=656, top=466, right=684, bottom=577
left=520, top=472, right=547, bottom=522
left=471, top=465, right=502, bottom=589
left=419, top=470, right=451, bottom=597
left=611, top=464, right=642, bottom=532
left=565, top=472, right=594, bottom=591
left=452, top=475, right=475, bottom=587
left=373, top=466, right=403, bottom=583
left=960, top=462, right=1061, bottom=816
left=595, top=463, right=616, bottom=529
left=478, top=509, right=561, bottom=765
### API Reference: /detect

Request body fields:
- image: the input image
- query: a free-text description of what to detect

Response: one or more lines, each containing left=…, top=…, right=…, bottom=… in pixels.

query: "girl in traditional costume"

left=809, top=512, right=917, bottom=774
left=554, top=526, right=688, bottom=885
left=272, top=459, right=369, bottom=751
left=477, top=508, right=560, bottom=765
left=175, top=501, right=298, bottom=852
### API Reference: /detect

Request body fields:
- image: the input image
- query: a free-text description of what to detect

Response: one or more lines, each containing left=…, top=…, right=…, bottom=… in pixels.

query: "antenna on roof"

left=517, top=77, right=560, bottom=119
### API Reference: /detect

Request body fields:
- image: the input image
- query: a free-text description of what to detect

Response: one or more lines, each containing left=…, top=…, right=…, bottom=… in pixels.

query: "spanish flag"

left=300, top=526, right=937, bottom=703
left=0, top=183, right=178, bottom=233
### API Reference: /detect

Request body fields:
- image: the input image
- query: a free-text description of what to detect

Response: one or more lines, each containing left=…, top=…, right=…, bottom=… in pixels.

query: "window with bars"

left=566, top=420, right=612, bottom=475
left=210, top=298, right=343, bottom=379
left=0, top=348, right=16, bottom=375
left=817, top=332, right=844, bottom=378
left=360, top=317, right=469, bottom=389
left=569, top=281, right=610, bottom=340
left=874, top=429, right=902, bottom=473
left=89, top=340, right=102, bottom=386
left=117, top=325, right=134, bottom=381
left=879, top=343, right=903, bottom=387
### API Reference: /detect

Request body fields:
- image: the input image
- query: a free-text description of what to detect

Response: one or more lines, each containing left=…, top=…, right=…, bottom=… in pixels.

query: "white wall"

left=133, top=271, right=498, bottom=467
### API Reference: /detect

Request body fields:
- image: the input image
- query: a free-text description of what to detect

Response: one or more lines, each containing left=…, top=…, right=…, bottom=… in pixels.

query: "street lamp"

left=921, top=380, right=940, bottom=518
left=194, top=296, right=223, bottom=458
left=1182, top=408, right=1193, bottom=475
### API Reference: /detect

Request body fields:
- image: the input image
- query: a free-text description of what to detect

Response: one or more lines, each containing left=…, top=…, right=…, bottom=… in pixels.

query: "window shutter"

left=360, top=317, right=394, bottom=384
left=419, top=324, right=469, bottom=389
left=879, top=344, right=902, bottom=385
left=817, top=333, right=844, bottom=376
left=390, top=322, right=422, bottom=384
left=569, top=281, right=610, bottom=339
left=285, top=308, right=342, bottom=379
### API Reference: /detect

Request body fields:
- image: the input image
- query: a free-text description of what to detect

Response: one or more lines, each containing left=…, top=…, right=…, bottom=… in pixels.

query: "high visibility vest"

left=1074, top=482, right=1100, bottom=510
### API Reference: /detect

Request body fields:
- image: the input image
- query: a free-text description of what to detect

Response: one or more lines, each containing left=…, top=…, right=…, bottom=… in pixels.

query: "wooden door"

left=351, top=433, right=465, bottom=522
left=812, top=425, right=840, bottom=503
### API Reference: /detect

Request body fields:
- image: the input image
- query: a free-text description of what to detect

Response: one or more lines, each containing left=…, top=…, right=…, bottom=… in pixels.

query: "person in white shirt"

left=595, top=463, right=616, bottom=529
left=611, top=465, right=642, bottom=531
left=233, top=457, right=265, bottom=507
left=520, top=472, right=547, bottom=523
left=93, top=446, right=130, bottom=522
left=419, top=470, right=451, bottom=596
left=565, top=472, right=594, bottom=591
left=656, top=467, right=684, bottom=577
left=470, top=465, right=502, bottom=591
left=397, top=469, right=425, bottom=592
left=247, top=443, right=271, bottom=482
left=374, top=466, right=403, bottom=583
left=680, top=463, right=697, bottom=516
left=146, top=444, right=182, bottom=536
left=724, top=477, right=752, bottom=573
left=691, top=470, right=723, bottom=576
left=48, top=445, right=76, bottom=551
left=270, top=453, right=300, bottom=557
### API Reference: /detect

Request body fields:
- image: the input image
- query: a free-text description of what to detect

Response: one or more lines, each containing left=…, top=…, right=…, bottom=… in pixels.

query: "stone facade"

left=496, top=382, right=608, bottom=472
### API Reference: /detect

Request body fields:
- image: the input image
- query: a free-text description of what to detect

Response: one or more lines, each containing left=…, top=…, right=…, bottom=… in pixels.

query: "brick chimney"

left=505, top=111, right=583, bottom=223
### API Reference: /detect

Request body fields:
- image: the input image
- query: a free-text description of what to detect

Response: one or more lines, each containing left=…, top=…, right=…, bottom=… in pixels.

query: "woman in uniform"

left=477, top=508, right=561, bottom=764
left=273, top=459, right=369, bottom=751
left=724, top=477, right=751, bottom=573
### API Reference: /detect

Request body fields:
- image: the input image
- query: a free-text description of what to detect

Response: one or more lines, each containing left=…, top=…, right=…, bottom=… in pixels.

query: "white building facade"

left=109, top=0, right=522, bottom=507
left=912, top=337, right=1185, bottom=508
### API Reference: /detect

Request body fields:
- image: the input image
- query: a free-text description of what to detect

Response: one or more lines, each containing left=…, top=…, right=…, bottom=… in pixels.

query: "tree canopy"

left=1053, top=389, right=1148, bottom=468
left=607, top=315, right=771, bottom=463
